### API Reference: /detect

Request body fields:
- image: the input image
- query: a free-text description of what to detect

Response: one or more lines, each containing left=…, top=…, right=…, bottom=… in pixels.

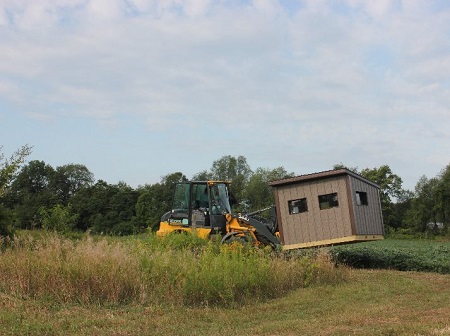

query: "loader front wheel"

left=221, top=233, right=248, bottom=245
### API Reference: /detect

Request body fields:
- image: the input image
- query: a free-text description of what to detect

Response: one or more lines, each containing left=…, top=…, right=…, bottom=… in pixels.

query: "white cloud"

left=0, top=0, right=449, bottom=188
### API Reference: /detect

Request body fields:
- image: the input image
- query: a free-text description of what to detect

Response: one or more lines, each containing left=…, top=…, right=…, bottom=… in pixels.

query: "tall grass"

left=0, top=233, right=141, bottom=304
left=0, top=232, right=348, bottom=306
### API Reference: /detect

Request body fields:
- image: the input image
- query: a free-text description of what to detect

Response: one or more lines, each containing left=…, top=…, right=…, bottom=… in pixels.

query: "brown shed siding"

left=348, top=176, right=384, bottom=235
left=276, top=176, right=353, bottom=246
left=271, top=169, right=384, bottom=249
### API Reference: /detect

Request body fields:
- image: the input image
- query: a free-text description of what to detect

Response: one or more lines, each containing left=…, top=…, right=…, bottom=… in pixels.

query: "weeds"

left=0, top=232, right=347, bottom=307
left=0, top=234, right=141, bottom=304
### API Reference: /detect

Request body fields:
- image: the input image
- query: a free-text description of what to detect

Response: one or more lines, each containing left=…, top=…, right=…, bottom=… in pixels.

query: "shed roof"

left=269, top=168, right=380, bottom=189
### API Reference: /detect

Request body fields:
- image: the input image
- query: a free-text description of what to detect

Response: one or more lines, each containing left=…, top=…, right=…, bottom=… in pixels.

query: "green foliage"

left=333, top=162, right=359, bottom=173
left=330, top=239, right=450, bottom=274
left=0, top=144, right=32, bottom=198
left=51, top=164, right=94, bottom=204
left=0, top=145, right=32, bottom=237
left=140, top=235, right=347, bottom=307
left=0, top=204, right=14, bottom=239
left=147, top=230, right=209, bottom=251
left=404, top=164, right=450, bottom=233
left=191, top=169, right=212, bottom=181
left=244, top=167, right=294, bottom=210
left=359, top=165, right=404, bottom=201
left=40, top=204, right=78, bottom=234
left=435, top=164, right=450, bottom=232
left=208, top=155, right=252, bottom=203
left=405, top=176, right=439, bottom=232
left=136, top=172, right=187, bottom=231
left=6, top=160, right=59, bottom=229
left=70, top=180, right=139, bottom=235
left=181, top=244, right=272, bottom=305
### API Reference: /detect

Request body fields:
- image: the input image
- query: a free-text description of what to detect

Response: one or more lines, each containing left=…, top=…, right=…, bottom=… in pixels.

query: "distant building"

left=427, top=222, right=444, bottom=230
left=270, top=169, right=384, bottom=250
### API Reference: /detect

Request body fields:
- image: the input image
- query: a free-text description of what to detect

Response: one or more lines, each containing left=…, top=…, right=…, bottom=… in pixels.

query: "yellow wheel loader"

left=156, top=181, right=280, bottom=247
left=156, top=170, right=385, bottom=249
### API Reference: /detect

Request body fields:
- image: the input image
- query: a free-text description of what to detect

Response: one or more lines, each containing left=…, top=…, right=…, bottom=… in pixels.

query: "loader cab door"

left=168, top=182, right=231, bottom=234
left=208, top=183, right=231, bottom=234
left=168, top=182, right=191, bottom=226
left=168, top=182, right=213, bottom=228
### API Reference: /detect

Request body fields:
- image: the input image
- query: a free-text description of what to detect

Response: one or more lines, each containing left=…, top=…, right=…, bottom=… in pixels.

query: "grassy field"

left=0, top=269, right=449, bottom=335
left=1, top=233, right=450, bottom=335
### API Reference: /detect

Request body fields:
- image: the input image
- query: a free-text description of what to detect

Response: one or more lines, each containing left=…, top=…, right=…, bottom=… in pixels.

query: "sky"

left=1, top=0, right=449, bottom=191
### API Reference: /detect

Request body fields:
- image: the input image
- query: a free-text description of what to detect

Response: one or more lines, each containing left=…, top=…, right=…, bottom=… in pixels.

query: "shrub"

left=330, top=240, right=450, bottom=274
left=40, top=204, right=78, bottom=234
left=0, top=204, right=14, bottom=241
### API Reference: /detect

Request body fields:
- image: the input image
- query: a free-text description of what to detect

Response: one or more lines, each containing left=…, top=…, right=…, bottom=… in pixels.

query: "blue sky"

left=1, top=0, right=449, bottom=191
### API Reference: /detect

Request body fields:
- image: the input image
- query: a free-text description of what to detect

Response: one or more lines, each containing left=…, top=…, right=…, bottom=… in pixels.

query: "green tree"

left=136, top=183, right=164, bottom=231
left=191, top=170, right=212, bottom=181
left=136, top=172, right=187, bottom=231
left=70, top=180, right=109, bottom=232
left=391, top=189, right=414, bottom=230
left=435, top=164, right=450, bottom=233
left=70, top=180, right=139, bottom=235
left=244, top=167, right=294, bottom=210
left=0, top=204, right=14, bottom=239
left=108, top=182, right=139, bottom=235
left=407, top=164, right=450, bottom=233
left=0, top=144, right=32, bottom=198
left=51, top=164, right=94, bottom=204
left=6, top=160, right=56, bottom=229
left=40, top=204, right=78, bottom=234
left=209, top=155, right=252, bottom=204
left=359, top=165, right=403, bottom=202
left=406, top=176, right=440, bottom=232
left=0, top=145, right=32, bottom=238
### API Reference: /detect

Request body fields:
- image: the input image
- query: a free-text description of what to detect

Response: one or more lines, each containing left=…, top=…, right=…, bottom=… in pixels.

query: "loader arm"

left=245, top=216, right=280, bottom=246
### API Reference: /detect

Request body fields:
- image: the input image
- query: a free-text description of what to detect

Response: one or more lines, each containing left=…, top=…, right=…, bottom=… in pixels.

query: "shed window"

left=288, top=198, right=308, bottom=214
left=318, top=193, right=339, bottom=210
left=356, top=191, right=368, bottom=206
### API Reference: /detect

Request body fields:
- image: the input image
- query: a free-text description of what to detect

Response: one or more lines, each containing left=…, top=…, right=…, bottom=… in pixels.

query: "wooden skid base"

left=282, top=235, right=384, bottom=250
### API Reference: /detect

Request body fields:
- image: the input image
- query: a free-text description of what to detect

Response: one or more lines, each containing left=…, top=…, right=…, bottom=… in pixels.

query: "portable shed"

left=270, top=169, right=384, bottom=250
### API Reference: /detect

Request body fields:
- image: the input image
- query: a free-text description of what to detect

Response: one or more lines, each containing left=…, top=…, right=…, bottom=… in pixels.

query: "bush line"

left=330, top=240, right=450, bottom=274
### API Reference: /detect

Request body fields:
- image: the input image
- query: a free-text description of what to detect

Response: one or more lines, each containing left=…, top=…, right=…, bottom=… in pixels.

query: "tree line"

left=0, top=145, right=449, bottom=238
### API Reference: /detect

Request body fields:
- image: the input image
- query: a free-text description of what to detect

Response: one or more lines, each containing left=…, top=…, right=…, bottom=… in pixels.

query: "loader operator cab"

left=167, top=181, right=232, bottom=235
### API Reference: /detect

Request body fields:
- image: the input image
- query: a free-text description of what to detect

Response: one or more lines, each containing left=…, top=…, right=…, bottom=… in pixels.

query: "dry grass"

left=0, top=234, right=141, bottom=304
left=0, top=232, right=346, bottom=307
left=0, top=269, right=449, bottom=335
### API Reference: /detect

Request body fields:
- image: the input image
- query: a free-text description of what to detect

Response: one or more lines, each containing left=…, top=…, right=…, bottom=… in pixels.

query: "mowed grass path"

left=1, top=269, right=449, bottom=336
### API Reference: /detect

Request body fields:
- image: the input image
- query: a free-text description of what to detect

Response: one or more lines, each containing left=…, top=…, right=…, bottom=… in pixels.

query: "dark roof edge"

left=269, top=168, right=380, bottom=189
